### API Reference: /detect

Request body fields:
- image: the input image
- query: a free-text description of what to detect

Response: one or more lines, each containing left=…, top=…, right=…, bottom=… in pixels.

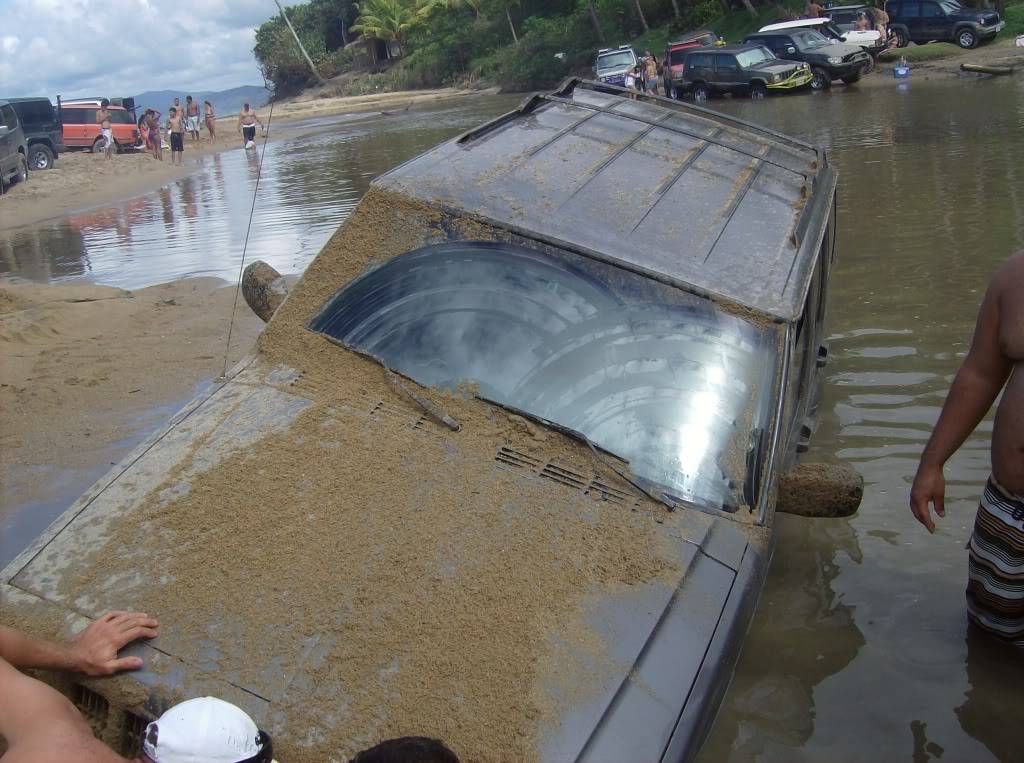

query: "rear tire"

left=749, top=82, right=768, bottom=99
left=956, top=28, right=978, bottom=49
left=91, top=136, right=106, bottom=154
left=692, top=82, right=710, bottom=103
left=13, top=156, right=28, bottom=186
left=810, top=67, right=831, bottom=90
left=29, top=144, right=54, bottom=170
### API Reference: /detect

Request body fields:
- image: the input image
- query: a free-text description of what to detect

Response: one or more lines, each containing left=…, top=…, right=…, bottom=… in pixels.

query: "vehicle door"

left=898, top=1, right=924, bottom=39
left=918, top=1, right=949, bottom=40
left=684, top=52, right=714, bottom=88
left=713, top=53, right=742, bottom=92
left=61, top=107, right=86, bottom=147
left=760, top=35, right=799, bottom=62
left=0, top=105, right=15, bottom=177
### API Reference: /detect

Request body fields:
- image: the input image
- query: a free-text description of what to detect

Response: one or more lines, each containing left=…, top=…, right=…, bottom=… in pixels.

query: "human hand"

left=68, top=611, right=159, bottom=676
left=910, top=463, right=945, bottom=533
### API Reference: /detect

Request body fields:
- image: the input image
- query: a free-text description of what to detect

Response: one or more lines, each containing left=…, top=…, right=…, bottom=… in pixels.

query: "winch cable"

left=218, top=90, right=276, bottom=383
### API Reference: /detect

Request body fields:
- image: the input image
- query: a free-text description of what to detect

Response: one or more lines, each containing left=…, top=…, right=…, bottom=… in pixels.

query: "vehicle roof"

left=374, top=79, right=836, bottom=322
left=5, top=97, right=53, bottom=104
left=827, top=4, right=869, bottom=9
left=61, top=99, right=128, bottom=108
left=745, top=29, right=810, bottom=36
left=759, top=18, right=831, bottom=31
left=684, top=43, right=766, bottom=53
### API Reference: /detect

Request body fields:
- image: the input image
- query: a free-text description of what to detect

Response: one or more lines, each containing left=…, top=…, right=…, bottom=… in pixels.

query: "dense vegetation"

left=253, top=0, right=1024, bottom=97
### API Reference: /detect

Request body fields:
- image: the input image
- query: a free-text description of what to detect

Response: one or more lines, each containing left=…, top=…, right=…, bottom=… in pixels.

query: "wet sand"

left=0, top=277, right=262, bottom=561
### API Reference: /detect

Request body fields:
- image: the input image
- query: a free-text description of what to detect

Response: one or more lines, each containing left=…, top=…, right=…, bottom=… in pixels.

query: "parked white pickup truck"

left=759, top=18, right=886, bottom=68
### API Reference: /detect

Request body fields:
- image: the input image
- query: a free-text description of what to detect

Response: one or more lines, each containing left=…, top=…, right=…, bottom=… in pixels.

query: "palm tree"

left=585, top=0, right=604, bottom=42
left=632, top=0, right=649, bottom=32
left=352, top=0, right=418, bottom=58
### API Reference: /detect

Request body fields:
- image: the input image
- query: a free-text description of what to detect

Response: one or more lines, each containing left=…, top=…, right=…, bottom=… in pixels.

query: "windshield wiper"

left=478, top=395, right=695, bottom=514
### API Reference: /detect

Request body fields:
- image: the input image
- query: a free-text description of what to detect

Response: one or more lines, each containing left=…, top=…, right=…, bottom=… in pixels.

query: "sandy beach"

left=0, top=277, right=263, bottom=540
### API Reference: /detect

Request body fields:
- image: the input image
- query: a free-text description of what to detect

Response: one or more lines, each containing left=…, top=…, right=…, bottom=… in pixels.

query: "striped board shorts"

left=966, top=477, right=1024, bottom=644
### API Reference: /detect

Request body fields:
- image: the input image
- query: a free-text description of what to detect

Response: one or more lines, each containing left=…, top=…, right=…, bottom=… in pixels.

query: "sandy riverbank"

left=0, top=87, right=497, bottom=234
left=0, top=277, right=262, bottom=544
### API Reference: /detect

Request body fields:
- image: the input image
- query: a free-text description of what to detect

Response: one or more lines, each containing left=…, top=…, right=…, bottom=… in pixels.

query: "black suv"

left=7, top=97, right=62, bottom=171
left=885, top=0, right=1003, bottom=48
left=0, top=99, right=29, bottom=194
left=673, top=44, right=812, bottom=101
left=743, top=29, right=871, bottom=90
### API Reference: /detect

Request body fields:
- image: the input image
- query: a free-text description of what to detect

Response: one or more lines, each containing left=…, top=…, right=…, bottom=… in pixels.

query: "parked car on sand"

left=6, top=97, right=63, bottom=170
left=60, top=99, right=140, bottom=152
left=2, top=79, right=860, bottom=763
left=744, top=29, right=871, bottom=89
left=593, top=44, right=638, bottom=86
left=885, top=0, right=1003, bottom=48
left=0, top=99, right=28, bottom=194
left=673, top=44, right=813, bottom=101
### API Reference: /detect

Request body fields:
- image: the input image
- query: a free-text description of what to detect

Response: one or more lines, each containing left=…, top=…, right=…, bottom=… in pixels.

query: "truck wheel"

left=15, top=156, right=28, bottom=185
left=895, top=28, right=909, bottom=47
left=841, top=70, right=862, bottom=84
left=91, top=136, right=106, bottom=154
left=749, top=82, right=768, bottom=99
left=810, top=67, right=831, bottom=90
left=956, top=28, right=978, bottom=49
left=29, top=144, right=54, bottom=170
left=692, top=83, right=710, bottom=103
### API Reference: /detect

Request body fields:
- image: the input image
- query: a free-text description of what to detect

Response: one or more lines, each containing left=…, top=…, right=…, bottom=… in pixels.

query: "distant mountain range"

left=133, top=86, right=268, bottom=117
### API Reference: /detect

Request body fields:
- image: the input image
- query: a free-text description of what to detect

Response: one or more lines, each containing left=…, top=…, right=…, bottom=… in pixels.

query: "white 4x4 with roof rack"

left=593, top=44, right=638, bottom=87
left=759, top=17, right=885, bottom=61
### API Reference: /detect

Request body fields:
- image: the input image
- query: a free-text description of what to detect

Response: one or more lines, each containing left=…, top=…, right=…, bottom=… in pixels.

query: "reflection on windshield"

left=310, top=242, right=779, bottom=513
left=597, top=52, right=635, bottom=70
left=793, top=30, right=830, bottom=48
left=736, top=47, right=776, bottom=67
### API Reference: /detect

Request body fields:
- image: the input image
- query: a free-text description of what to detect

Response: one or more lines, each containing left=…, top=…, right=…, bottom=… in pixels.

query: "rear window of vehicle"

left=715, top=54, right=740, bottom=71
left=61, top=107, right=87, bottom=124
left=685, top=52, right=714, bottom=68
left=108, top=110, right=134, bottom=124
left=12, top=100, right=55, bottom=126
left=898, top=1, right=920, bottom=15
left=1, top=104, right=18, bottom=130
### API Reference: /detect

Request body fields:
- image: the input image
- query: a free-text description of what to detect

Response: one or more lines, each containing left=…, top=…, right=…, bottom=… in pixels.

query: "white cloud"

left=0, top=0, right=270, bottom=97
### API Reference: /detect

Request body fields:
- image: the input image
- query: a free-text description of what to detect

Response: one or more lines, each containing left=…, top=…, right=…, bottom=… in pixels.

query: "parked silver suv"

left=0, top=99, right=29, bottom=194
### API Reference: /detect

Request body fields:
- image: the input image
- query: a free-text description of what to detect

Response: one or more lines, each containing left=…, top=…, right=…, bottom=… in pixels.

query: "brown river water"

left=1, top=73, right=1022, bottom=761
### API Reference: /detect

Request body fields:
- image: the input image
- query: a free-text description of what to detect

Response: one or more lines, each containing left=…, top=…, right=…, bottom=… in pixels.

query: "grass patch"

left=713, top=1, right=804, bottom=42
left=878, top=42, right=962, bottom=62
left=1000, top=3, right=1024, bottom=37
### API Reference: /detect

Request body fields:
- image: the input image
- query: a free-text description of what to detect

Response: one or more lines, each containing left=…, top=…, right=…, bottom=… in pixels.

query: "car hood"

left=2, top=357, right=765, bottom=762
left=805, top=42, right=865, bottom=59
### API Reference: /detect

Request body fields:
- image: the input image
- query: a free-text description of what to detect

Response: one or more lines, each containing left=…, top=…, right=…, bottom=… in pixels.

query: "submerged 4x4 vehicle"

left=744, top=29, right=871, bottom=89
left=3, top=80, right=861, bottom=763
left=593, top=44, right=638, bottom=86
left=885, top=0, right=1003, bottom=48
left=674, top=44, right=813, bottom=101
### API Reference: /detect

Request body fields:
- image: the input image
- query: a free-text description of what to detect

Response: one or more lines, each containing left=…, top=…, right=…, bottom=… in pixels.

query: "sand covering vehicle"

left=1, top=80, right=860, bottom=763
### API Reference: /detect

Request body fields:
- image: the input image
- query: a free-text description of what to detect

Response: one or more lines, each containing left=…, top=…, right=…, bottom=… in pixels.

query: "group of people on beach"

left=624, top=50, right=664, bottom=94
left=134, top=97, right=266, bottom=164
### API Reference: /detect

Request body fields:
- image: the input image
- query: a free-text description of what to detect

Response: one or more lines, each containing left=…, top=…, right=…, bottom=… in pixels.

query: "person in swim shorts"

left=204, top=99, right=216, bottom=144
left=911, top=252, right=1024, bottom=645
left=145, top=108, right=162, bottom=161
left=167, top=107, right=185, bottom=166
left=237, top=102, right=264, bottom=148
left=96, top=99, right=113, bottom=159
left=185, top=95, right=201, bottom=143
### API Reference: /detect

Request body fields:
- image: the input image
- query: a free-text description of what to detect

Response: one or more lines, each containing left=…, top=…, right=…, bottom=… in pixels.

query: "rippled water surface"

left=2, top=77, right=1023, bottom=761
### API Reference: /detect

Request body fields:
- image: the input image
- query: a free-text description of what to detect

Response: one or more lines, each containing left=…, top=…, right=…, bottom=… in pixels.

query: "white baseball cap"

left=141, top=697, right=276, bottom=763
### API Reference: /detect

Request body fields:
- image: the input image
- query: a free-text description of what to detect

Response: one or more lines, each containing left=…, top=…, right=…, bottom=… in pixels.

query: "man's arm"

left=910, top=266, right=1012, bottom=532
left=0, top=657, right=128, bottom=763
left=0, top=611, right=158, bottom=676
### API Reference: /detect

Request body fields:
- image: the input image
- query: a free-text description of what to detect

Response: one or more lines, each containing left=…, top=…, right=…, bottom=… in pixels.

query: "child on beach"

left=167, top=107, right=185, bottom=165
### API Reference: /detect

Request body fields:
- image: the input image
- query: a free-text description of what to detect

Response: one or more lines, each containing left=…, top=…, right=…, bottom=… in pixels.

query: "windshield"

left=310, top=242, right=780, bottom=514
left=792, top=30, right=832, bottom=49
left=736, top=47, right=776, bottom=67
left=596, top=51, right=635, bottom=71
left=939, top=0, right=960, bottom=11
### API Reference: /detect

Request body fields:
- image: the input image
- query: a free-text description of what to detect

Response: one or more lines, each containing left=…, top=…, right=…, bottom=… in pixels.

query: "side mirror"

left=777, top=461, right=863, bottom=518
left=786, top=46, right=797, bottom=54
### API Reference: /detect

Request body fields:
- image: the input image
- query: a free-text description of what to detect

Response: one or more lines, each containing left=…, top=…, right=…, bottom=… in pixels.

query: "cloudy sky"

left=0, top=0, right=270, bottom=98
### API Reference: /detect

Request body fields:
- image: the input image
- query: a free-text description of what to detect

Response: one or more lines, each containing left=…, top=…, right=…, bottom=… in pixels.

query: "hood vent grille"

left=495, top=447, right=641, bottom=506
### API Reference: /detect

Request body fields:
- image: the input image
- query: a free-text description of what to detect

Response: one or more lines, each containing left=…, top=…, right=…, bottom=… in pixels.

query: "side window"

left=886, top=1, right=901, bottom=15
left=83, top=109, right=97, bottom=125
left=1, top=105, right=18, bottom=130
left=902, top=1, right=921, bottom=16
left=688, top=53, right=713, bottom=68
left=715, top=54, right=739, bottom=72
left=110, top=110, right=134, bottom=124
left=921, top=2, right=942, bottom=15
left=62, top=108, right=84, bottom=125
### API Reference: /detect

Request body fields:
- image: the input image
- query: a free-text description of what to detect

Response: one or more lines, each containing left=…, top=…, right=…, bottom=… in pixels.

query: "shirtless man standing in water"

left=237, top=103, right=264, bottom=148
left=911, top=253, right=1024, bottom=644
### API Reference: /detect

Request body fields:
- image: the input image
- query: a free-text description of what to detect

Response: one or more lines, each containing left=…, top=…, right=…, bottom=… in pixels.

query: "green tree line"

left=254, top=0, right=748, bottom=96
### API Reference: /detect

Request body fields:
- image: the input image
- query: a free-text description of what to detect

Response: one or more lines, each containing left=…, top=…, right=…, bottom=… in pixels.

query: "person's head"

left=169, top=107, right=176, bottom=116
left=644, top=49, right=652, bottom=57
left=349, top=737, right=460, bottom=763
left=243, top=102, right=250, bottom=110
left=101, top=99, right=109, bottom=109
left=138, top=697, right=274, bottom=763
left=186, top=95, right=192, bottom=103
left=205, top=100, right=212, bottom=107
